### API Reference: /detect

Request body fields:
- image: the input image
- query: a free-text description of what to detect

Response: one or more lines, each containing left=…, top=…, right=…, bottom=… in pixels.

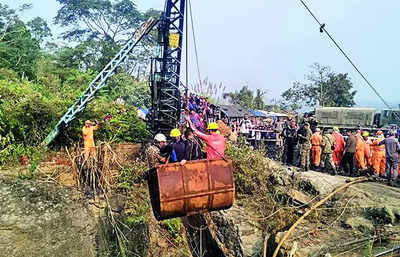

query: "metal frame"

left=150, top=0, right=186, bottom=135
left=42, top=18, right=158, bottom=146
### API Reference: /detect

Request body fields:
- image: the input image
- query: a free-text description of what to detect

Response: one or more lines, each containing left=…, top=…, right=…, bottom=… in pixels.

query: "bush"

left=0, top=65, right=151, bottom=166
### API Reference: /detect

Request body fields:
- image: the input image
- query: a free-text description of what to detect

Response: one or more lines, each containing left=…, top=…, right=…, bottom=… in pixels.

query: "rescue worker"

left=145, top=133, right=167, bottom=168
left=82, top=120, right=99, bottom=159
left=321, top=129, right=336, bottom=175
left=169, top=128, right=186, bottom=163
left=378, top=131, right=400, bottom=185
left=371, top=131, right=386, bottom=177
left=187, top=116, right=226, bottom=160
left=298, top=122, right=312, bottom=171
left=342, top=130, right=356, bottom=176
left=362, top=131, right=372, bottom=170
left=311, top=128, right=323, bottom=169
left=183, top=128, right=203, bottom=162
left=355, top=130, right=367, bottom=172
left=332, top=127, right=345, bottom=169
left=282, top=121, right=298, bottom=165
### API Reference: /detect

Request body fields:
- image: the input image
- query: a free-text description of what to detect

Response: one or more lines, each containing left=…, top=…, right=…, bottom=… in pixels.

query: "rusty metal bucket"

left=148, top=158, right=235, bottom=221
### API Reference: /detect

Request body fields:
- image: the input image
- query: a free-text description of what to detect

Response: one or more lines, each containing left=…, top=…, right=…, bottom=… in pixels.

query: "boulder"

left=0, top=176, right=101, bottom=257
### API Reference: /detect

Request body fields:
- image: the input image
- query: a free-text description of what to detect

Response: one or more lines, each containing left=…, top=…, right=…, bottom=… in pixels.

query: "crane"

left=42, top=0, right=186, bottom=146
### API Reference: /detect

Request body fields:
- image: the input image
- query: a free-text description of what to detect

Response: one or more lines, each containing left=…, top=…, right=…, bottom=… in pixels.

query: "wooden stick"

left=272, top=177, right=369, bottom=257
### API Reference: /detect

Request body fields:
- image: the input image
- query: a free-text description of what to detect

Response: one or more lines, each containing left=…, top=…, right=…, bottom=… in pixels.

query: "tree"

left=0, top=20, right=41, bottom=79
left=54, top=0, right=160, bottom=73
left=0, top=4, right=52, bottom=79
left=281, top=63, right=357, bottom=110
left=26, top=17, right=52, bottom=42
left=223, top=85, right=267, bottom=109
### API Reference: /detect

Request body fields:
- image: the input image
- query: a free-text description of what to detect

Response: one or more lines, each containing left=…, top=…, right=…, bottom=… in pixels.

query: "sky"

left=4, top=0, right=400, bottom=109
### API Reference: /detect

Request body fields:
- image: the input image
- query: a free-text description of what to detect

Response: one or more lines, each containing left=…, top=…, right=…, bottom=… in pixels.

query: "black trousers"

left=342, top=152, right=355, bottom=175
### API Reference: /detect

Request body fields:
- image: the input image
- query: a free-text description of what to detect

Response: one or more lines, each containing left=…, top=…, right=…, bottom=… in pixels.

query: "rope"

left=189, top=0, right=202, bottom=86
left=298, top=0, right=393, bottom=109
left=185, top=0, right=189, bottom=100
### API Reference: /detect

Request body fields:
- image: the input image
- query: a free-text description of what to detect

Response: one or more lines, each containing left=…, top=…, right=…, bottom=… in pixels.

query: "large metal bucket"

left=148, top=159, right=235, bottom=221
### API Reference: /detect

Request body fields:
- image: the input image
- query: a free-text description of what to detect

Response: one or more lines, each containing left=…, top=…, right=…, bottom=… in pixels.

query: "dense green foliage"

left=281, top=63, right=357, bottom=110
left=0, top=2, right=155, bottom=166
left=223, top=86, right=266, bottom=109
left=0, top=64, right=150, bottom=165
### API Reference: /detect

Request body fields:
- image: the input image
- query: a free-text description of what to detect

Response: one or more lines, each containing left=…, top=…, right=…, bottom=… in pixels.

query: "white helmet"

left=154, top=133, right=167, bottom=142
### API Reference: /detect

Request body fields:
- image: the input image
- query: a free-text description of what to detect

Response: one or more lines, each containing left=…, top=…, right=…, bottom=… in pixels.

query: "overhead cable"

left=298, top=0, right=393, bottom=109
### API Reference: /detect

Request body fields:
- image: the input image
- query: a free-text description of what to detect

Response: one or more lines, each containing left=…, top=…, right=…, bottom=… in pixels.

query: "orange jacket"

left=311, top=132, right=322, bottom=148
left=332, top=132, right=345, bottom=153
left=371, top=137, right=385, bottom=153
left=82, top=124, right=99, bottom=148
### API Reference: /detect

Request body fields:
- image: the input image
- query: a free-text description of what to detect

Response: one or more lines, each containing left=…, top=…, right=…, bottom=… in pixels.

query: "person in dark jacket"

left=183, top=128, right=203, bottom=163
left=168, top=128, right=186, bottom=164
left=342, top=130, right=357, bottom=176
left=379, top=131, right=400, bottom=185
left=282, top=121, right=298, bottom=165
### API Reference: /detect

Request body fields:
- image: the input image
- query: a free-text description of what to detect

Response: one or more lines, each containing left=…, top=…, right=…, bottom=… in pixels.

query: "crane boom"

left=42, top=18, right=158, bottom=147
left=149, top=0, right=186, bottom=135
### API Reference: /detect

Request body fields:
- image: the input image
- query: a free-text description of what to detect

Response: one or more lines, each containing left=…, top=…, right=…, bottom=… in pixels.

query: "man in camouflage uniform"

left=145, top=133, right=167, bottom=168
left=298, top=122, right=312, bottom=171
left=321, top=129, right=337, bottom=175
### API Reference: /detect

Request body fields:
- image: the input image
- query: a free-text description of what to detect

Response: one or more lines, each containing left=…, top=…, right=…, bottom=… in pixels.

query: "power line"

left=298, top=0, right=393, bottom=109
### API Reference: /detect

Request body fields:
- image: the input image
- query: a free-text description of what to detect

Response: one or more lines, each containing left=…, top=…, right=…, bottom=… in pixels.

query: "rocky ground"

left=2, top=152, right=400, bottom=257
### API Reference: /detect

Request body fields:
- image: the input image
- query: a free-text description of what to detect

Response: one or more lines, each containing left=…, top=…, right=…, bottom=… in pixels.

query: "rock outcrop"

left=0, top=176, right=102, bottom=257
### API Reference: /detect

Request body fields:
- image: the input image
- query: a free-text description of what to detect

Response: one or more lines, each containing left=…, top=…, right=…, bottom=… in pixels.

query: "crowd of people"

left=77, top=93, right=400, bottom=188
left=146, top=94, right=227, bottom=168
left=281, top=121, right=400, bottom=186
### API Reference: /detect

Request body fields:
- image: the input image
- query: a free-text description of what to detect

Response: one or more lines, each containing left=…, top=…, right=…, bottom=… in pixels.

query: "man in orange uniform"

left=371, top=131, right=386, bottom=177
left=311, top=128, right=323, bottom=169
left=355, top=130, right=367, bottom=173
left=362, top=131, right=372, bottom=170
left=332, top=127, right=345, bottom=169
left=82, top=120, right=99, bottom=159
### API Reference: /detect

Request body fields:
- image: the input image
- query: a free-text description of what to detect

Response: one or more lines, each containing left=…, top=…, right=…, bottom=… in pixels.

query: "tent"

left=137, top=108, right=149, bottom=120
left=250, top=110, right=267, bottom=117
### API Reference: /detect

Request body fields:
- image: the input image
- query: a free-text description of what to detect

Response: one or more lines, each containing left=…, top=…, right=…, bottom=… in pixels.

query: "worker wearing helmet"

left=186, top=115, right=226, bottom=160
left=168, top=128, right=186, bottom=164
left=332, top=127, right=345, bottom=169
left=362, top=131, right=372, bottom=170
left=82, top=120, right=99, bottom=159
left=311, top=128, right=323, bottom=169
left=145, top=133, right=167, bottom=168
left=355, top=130, right=367, bottom=173
left=371, top=131, right=386, bottom=177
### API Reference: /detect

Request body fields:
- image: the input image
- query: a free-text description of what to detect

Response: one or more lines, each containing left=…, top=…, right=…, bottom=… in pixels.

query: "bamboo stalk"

left=272, top=177, right=369, bottom=257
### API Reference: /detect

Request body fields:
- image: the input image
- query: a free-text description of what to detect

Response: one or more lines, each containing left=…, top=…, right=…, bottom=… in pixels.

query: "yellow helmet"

left=170, top=128, right=181, bottom=137
left=333, top=126, right=339, bottom=132
left=362, top=131, right=369, bottom=137
left=207, top=122, right=219, bottom=130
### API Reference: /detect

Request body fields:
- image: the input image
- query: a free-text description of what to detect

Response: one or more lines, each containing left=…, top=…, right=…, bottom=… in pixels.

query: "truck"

left=315, top=107, right=400, bottom=130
